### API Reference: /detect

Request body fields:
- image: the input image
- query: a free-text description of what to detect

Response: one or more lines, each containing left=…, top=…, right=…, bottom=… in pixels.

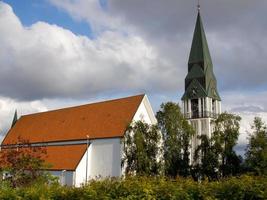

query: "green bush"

left=0, top=175, right=266, bottom=199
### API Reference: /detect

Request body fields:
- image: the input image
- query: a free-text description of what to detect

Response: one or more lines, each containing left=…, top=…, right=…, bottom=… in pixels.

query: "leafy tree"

left=193, top=112, right=242, bottom=180
left=0, top=137, right=49, bottom=187
left=122, top=121, right=162, bottom=176
left=212, top=112, right=242, bottom=177
left=156, top=102, right=194, bottom=177
left=245, top=117, right=267, bottom=175
left=193, top=134, right=222, bottom=181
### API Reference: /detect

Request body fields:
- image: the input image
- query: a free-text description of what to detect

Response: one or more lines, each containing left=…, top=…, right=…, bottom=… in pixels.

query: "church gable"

left=207, top=78, right=221, bottom=100
left=182, top=79, right=207, bottom=100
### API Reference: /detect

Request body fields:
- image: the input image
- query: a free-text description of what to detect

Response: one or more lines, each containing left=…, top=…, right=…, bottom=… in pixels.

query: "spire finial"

left=197, top=0, right=200, bottom=12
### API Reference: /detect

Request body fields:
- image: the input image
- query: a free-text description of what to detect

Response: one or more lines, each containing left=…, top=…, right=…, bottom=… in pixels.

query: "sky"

left=0, top=0, right=267, bottom=155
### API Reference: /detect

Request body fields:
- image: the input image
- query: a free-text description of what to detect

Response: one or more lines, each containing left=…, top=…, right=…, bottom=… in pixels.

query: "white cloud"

left=48, top=0, right=122, bottom=32
left=0, top=96, right=48, bottom=141
left=0, top=2, right=179, bottom=101
left=222, top=91, right=267, bottom=147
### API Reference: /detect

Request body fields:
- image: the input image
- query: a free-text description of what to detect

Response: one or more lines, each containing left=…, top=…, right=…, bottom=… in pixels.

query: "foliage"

left=245, top=117, right=267, bottom=175
left=0, top=175, right=266, bottom=199
left=122, top=121, right=162, bottom=176
left=193, top=134, right=221, bottom=181
left=156, top=102, right=194, bottom=177
left=212, top=112, right=242, bottom=177
left=193, top=112, right=242, bottom=180
left=0, top=137, right=50, bottom=187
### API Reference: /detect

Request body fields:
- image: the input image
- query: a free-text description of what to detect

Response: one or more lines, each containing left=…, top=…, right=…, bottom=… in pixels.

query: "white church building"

left=1, top=94, right=156, bottom=186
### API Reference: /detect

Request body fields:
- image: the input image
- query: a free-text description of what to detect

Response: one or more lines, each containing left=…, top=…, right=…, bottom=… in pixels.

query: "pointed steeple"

left=188, top=12, right=212, bottom=66
left=182, top=11, right=220, bottom=101
left=11, top=110, right=18, bottom=128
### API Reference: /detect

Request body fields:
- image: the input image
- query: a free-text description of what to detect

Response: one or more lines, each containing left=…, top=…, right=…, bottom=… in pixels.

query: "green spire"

left=182, top=11, right=220, bottom=101
left=11, top=110, right=18, bottom=128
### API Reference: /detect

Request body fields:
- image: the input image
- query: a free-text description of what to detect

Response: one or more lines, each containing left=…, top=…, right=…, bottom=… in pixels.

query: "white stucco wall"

left=74, top=149, right=87, bottom=186
left=75, top=138, right=121, bottom=186
left=133, top=95, right=157, bottom=124
left=74, top=95, right=157, bottom=186
left=88, top=138, right=121, bottom=179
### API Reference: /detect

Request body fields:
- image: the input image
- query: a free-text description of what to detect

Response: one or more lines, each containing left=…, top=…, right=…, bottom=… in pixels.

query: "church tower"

left=181, top=8, right=221, bottom=162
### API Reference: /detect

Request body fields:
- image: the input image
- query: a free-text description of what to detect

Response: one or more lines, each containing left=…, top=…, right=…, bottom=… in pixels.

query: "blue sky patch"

left=3, top=0, right=94, bottom=38
left=99, top=0, right=108, bottom=11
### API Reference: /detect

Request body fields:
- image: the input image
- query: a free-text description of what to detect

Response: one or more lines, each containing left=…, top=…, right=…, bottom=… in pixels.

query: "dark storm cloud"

left=108, top=0, right=267, bottom=91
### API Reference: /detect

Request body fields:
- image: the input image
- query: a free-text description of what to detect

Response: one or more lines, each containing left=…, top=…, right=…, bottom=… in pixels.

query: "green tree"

left=193, top=134, right=222, bottom=181
left=212, top=112, right=242, bottom=177
left=245, top=117, right=267, bottom=175
left=122, top=121, right=162, bottom=176
left=156, top=102, right=194, bottom=177
left=193, top=112, right=242, bottom=180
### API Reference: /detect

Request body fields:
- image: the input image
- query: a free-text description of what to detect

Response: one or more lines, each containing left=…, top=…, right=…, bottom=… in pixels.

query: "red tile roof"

left=2, top=94, right=144, bottom=145
left=0, top=144, right=87, bottom=171
left=43, top=144, right=87, bottom=171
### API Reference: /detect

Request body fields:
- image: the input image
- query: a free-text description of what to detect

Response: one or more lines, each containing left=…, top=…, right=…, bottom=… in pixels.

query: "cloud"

left=222, top=91, right=267, bottom=113
left=231, top=105, right=265, bottom=113
left=47, top=0, right=122, bottom=32
left=3, top=0, right=266, bottom=100
left=48, top=0, right=267, bottom=91
left=0, top=96, right=49, bottom=141
left=222, top=91, right=267, bottom=147
left=0, top=2, right=181, bottom=101
left=110, top=0, right=267, bottom=91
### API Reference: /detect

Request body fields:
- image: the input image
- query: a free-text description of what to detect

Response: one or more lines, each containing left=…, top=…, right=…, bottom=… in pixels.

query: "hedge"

left=0, top=175, right=266, bottom=200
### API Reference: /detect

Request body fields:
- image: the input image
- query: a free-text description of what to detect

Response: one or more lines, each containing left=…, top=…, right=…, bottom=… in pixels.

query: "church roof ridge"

left=20, top=94, right=145, bottom=118
left=2, top=94, right=145, bottom=145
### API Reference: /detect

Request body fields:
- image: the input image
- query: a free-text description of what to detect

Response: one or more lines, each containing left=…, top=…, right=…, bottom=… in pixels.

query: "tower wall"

left=182, top=97, right=221, bottom=164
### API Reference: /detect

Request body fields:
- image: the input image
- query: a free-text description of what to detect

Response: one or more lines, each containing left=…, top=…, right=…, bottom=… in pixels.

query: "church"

left=1, top=94, right=156, bottom=186
left=1, top=7, right=220, bottom=186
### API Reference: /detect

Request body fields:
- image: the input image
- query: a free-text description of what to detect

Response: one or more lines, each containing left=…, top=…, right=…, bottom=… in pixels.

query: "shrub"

left=0, top=175, right=266, bottom=199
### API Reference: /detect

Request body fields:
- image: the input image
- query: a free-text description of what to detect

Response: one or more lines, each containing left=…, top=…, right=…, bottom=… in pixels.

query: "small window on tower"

left=191, top=99, right=199, bottom=118
left=201, top=120, right=206, bottom=133
left=212, top=99, right=216, bottom=117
